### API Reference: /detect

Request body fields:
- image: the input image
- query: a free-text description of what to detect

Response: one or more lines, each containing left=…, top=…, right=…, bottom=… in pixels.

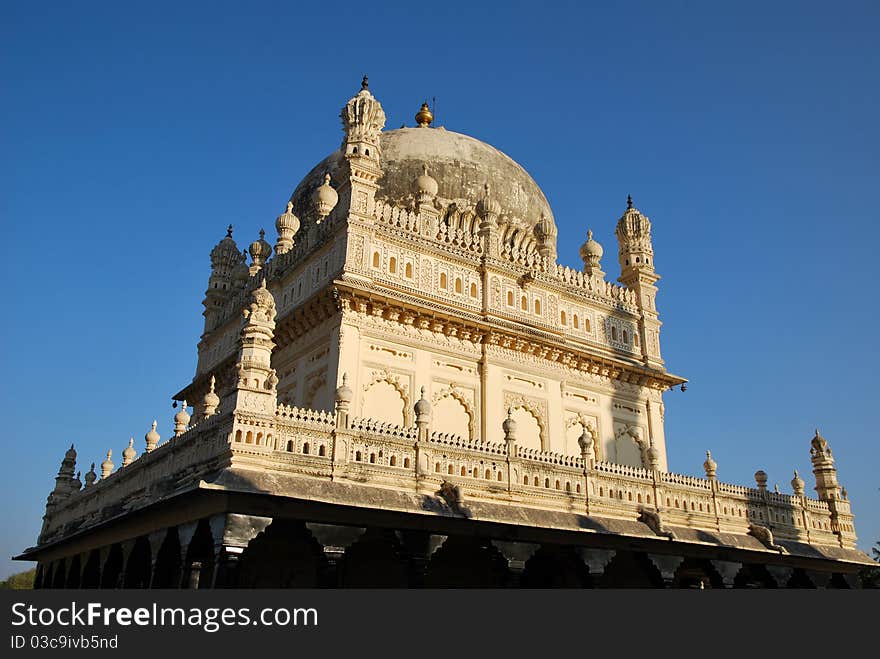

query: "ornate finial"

left=122, top=437, right=136, bottom=466
left=627, top=194, right=633, bottom=209
left=313, top=172, right=339, bottom=219
left=703, top=450, right=717, bottom=480
left=502, top=407, right=517, bottom=444
left=259, top=228, right=265, bottom=239
left=342, top=373, right=348, bottom=386
left=286, top=201, right=293, bottom=214
left=145, top=420, right=160, bottom=452
left=361, top=75, right=369, bottom=90
left=587, top=229, right=593, bottom=240
left=791, top=468, right=805, bottom=496
left=415, top=101, right=434, bottom=127
left=226, top=224, right=233, bottom=237
left=101, top=449, right=114, bottom=479
left=420, top=386, right=426, bottom=398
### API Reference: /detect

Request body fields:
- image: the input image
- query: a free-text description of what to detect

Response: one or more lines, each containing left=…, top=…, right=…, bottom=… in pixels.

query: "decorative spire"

left=754, top=470, right=768, bottom=491
left=340, top=76, right=386, bottom=160
left=578, top=426, right=595, bottom=466
left=791, top=469, right=805, bottom=496
left=414, top=163, right=439, bottom=201
left=579, top=228, right=605, bottom=277
left=226, top=224, right=233, bottom=237
left=203, top=375, right=220, bottom=417
left=101, top=450, right=114, bottom=479
left=248, top=229, right=272, bottom=274
left=502, top=407, right=517, bottom=444
left=312, top=173, right=339, bottom=221
left=627, top=194, right=633, bottom=209
left=703, top=450, right=717, bottom=480
left=476, top=183, right=501, bottom=225
left=145, top=420, right=160, bottom=452
left=122, top=437, right=136, bottom=467
left=361, top=74, right=369, bottom=90
left=274, top=201, right=300, bottom=255
left=415, top=101, right=434, bottom=127
left=414, top=386, right=432, bottom=428
left=174, top=400, right=191, bottom=436
left=84, top=463, right=97, bottom=487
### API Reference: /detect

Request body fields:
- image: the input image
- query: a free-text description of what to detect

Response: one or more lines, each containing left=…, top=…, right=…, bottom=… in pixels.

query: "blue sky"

left=1, top=1, right=878, bottom=578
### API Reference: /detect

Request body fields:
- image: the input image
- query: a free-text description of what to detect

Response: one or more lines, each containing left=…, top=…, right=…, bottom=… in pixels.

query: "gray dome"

left=291, top=128, right=554, bottom=228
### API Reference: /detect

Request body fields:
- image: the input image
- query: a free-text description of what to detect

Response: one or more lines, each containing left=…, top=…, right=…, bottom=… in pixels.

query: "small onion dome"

left=415, top=101, right=434, bottom=127
left=810, top=428, right=830, bottom=456
left=791, top=469, right=805, bottom=495
left=413, top=164, right=438, bottom=198
left=65, top=444, right=77, bottom=462
left=249, top=229, right=272, bottom=266
left=476, top=183, right=501, bottom=218
left=210, top=225, right=240, bottom=268
left=414, top=386, right=432, bottom=417
left=203, top=375, right=220, bottom=414
left=174, top=400, right=191, bottom=428
left=703, top=450, right=717, bottom=479
left=502, top=407, right=517, bottom=440
left=100, top=450, right=114, bottom=479
left=122, top=437, right=137, bottom=466
left=145, top=420, right=160, bottom=452
left=577, top=427, right=593, bottom=452
left=74, top=471, right=82, bottom=489
left=275, top=201, right=301, bottom=236
left=580, top=229, right=604, bottom=261
left=535, top=213, right=557, bottom=240
left=754, top=469, right=768, bottom=489
left=312, top=173, right=339, bottom=219
left=84, top=463, right=97, bottom=487
left=335, top=373, right=353, bottom=405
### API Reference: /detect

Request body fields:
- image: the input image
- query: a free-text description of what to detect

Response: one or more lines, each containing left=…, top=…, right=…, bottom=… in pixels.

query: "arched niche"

left=433, top=393, right=472, bottom=440
left=362, top=379, right=407, bottom=427
left=512, top=407, right=542, bottom=451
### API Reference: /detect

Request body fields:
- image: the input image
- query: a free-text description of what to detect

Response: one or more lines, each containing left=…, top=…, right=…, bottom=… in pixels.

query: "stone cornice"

left=333, top=281, right=685, bottom=391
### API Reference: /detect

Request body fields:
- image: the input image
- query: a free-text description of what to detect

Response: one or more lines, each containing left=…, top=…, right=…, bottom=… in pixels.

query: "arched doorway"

left=236, top=519, right=327, bottom=588
left=521, top=546, right=593, bottom=587
left=81, top=550, right=101, bottom=588
left=65, top=554, right=81, bottom=589
left=424, top=536, right=509, bottom=587
left=672, top=558, right=724, bottom=589
left=100, top=545, right=123, bottom=589
left=733, top=563, right=777, bottom=589
left=600, top=551, right=664, bottom=588
left=123, top=537, right=152, bottom=588
left=183, top=519, right=215, bottom=589
left=341, top=528, right=410, bottom=587
left=152, top=528, right=182, bottom=588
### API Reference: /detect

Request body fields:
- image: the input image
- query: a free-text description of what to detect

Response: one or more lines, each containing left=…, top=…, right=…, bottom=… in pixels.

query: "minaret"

left=615, top=195, right=663, bottom=369
left=203, top=225, right=244, bottom=333
left=47, top=444, right=78, bottom=507
left=810, top=429, right=840, bottom=500
left=230, top=279, right=278, bottom=415
left=338, top=76, right=386, bottom=222
left=809, top=429, right=855, bottom=546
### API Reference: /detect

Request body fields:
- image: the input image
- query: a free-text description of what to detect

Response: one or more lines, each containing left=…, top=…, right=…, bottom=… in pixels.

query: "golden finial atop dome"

left=415, top=101, right=433, bottom=127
